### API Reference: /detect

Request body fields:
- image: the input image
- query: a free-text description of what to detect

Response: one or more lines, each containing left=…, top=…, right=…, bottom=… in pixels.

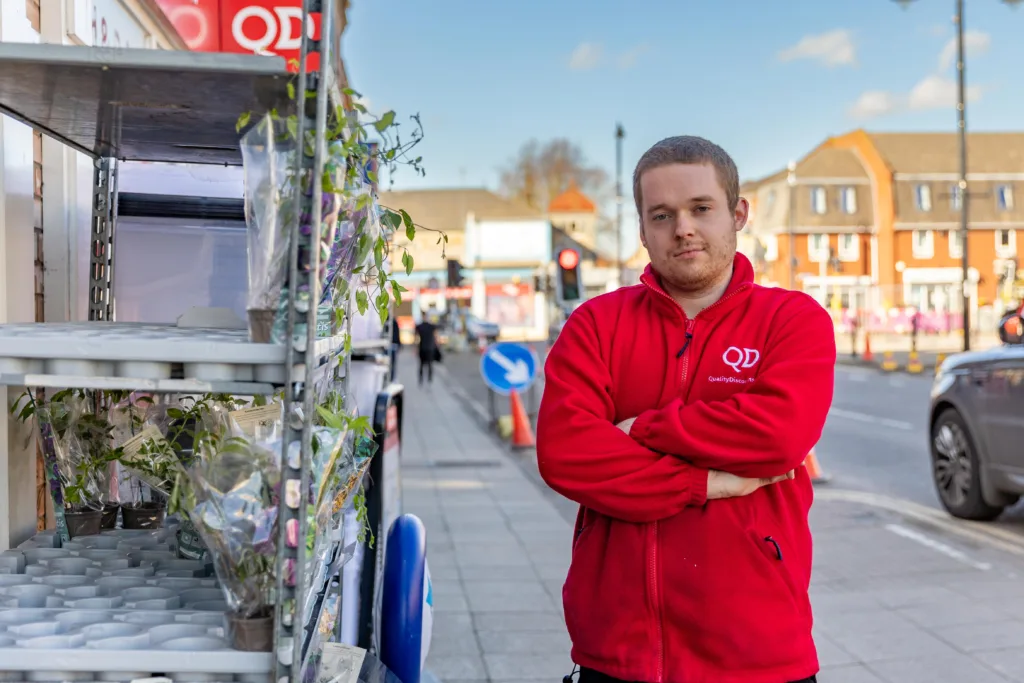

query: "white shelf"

left=0, top=323, right=347, bottom=391
left=0, top=42, right=291, bottom=165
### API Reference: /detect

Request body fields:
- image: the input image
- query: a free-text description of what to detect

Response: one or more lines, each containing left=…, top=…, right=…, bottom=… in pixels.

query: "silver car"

left=929, top=310, right=1024, bottom=520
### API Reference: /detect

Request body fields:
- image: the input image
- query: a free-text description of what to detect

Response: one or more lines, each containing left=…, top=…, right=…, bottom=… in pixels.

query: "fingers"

left=760, top=470, right=797, bottom=487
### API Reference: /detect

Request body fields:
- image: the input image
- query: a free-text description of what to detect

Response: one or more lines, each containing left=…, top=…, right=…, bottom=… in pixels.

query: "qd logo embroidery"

left=723, top=347, right=760, bottom=373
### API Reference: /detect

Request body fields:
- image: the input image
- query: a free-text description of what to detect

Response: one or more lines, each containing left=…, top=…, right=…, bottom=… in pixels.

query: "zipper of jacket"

left=648, top=522, right=663, bottom=683
left=639, top=278, right=752, bottom=681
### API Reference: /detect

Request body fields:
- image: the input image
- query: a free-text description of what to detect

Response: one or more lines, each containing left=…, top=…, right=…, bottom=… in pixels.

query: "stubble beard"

left=659, top=230, right=738, bottom=297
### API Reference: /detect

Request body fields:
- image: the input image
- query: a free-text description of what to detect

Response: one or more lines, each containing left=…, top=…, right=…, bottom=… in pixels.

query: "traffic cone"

left=509, top=390, right=535, bottom=449
left=477, top=334, right=487, bottom=354
left=907, top=351, right=923, bottom=374
left=803, top=448, right=831, bottom=485
left=862, top=333, right=873, bottom=362
left=881, top=351, right=898, bottom=372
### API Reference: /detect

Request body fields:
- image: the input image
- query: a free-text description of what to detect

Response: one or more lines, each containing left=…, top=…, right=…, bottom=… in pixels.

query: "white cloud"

left=908, top=75, right=983, bottom=110
left=938, top=30, right=990, bottom=71
left=569, top=42, right=602, bottom=70
left=848, top=91, right=901, bottom=119
left=848, top=30, right=992, bottom=120
left=616, top=44, right=650, bottom=70
left=777, top=29, right=856, bottom=67
left=848, top=76, right=985, bottom=119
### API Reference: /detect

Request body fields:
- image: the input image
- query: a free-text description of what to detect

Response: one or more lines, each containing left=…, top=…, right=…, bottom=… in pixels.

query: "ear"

left=733, top=197, right=750, bottom=233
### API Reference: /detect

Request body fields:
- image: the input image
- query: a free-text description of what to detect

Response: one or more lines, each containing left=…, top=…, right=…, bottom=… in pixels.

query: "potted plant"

left=184, top=418, right=281, bottom=652
left=11, top=390, right=123, bottom=538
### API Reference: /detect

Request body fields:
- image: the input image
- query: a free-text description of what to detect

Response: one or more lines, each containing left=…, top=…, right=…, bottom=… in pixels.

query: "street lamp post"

left=615, top=123, right=625, bottom=287
left=894, top=0, right=1023, bottom=351
left=787, top=160, right=797, bottom=291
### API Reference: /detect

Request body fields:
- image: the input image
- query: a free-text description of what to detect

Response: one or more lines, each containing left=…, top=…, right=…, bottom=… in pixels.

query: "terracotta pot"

left=226, top=608, right=273, bottom=652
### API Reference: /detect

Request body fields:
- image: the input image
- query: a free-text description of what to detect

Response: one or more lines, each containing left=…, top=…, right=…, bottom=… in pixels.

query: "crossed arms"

left=535, top=300, right=836, bottom=524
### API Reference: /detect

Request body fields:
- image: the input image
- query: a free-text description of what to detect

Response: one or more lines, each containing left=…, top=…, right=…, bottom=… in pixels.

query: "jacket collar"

left=640, top=252, right=755, bottom=321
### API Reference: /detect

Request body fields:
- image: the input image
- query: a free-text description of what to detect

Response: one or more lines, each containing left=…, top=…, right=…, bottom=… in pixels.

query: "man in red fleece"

left=537, top=136, right=836, bottom=683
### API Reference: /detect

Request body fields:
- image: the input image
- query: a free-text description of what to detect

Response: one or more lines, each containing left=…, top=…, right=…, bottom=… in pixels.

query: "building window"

left=948, top=230, right=963, bottom=258
left=915, top=184, right=932, bottom=212
left=765, top=189, right=777, bottom=215
left=838, top=233, right=859, bottom=262
left=912, top=229, right=934, bottom=259
left=839, top=187, right=857, bottom=214
left=950, top=184, right=963, bottom=211
left=810, top=187, right=827, bottom=215
left=763, top=235, right=778, bottom=262
left=997, top=185, right=1014, bottom=212
left=808, top=233, right=828, bottom=262
left=996, top=229, right=1016, bottom=257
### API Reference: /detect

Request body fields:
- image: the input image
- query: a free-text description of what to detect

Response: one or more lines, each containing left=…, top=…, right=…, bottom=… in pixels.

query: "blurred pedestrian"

left=389, top=312, right=401, bottom=382
left=537, top=136, right=836, bottom=683
left=415, top=314, right=439, bottom=386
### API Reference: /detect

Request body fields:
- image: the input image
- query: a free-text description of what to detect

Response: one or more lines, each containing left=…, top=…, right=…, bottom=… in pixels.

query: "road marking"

left=884, top=523, right=992, bottom=571
left=828, top=407, right=913, bottom=431
left=816, top=489, right=1024, bottom=558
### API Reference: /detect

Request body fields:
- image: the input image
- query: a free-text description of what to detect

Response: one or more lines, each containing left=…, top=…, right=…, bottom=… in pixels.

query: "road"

left=428, top=343, right=1024, bottom=539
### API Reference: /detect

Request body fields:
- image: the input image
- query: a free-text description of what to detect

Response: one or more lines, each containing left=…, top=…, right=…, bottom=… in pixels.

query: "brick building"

left=745, top=130, right=1024, bottom=332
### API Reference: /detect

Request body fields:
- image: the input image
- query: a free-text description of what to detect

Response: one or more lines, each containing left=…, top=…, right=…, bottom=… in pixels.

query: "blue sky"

left=346, top=0, right=1024, bottom=196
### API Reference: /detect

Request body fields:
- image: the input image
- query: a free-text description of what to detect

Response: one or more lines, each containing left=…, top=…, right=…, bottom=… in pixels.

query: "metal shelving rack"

left=0, top=1, right=377, bottom=679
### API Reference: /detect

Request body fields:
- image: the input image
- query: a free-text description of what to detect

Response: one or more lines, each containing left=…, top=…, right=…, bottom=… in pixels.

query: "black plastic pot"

left=122, top=501, right=166, bottom=530
left=65, top=509, right=103, bottom=538
left=226, top=608, right=273, bottom=652
left=100, top=504, right=120, bottom=530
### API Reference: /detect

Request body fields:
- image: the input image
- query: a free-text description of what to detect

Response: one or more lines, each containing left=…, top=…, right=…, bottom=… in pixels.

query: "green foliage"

left=234, top=79, right=448, bottom=334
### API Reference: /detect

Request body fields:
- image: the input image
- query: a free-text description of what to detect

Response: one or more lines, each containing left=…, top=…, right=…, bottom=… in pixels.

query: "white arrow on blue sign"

left=479, top=342, right=539, bottom=395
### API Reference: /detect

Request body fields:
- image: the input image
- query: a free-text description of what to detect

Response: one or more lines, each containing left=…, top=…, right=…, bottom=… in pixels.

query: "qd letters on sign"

left=722, top=346, right=760, bottom=373
left=231, top=6, right=316, bottom=53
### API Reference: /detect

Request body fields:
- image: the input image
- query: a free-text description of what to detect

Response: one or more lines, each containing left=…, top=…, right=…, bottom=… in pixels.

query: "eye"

left=694, top=206, right=711, bottom=213
left=652, top=213, right=669, bottom=221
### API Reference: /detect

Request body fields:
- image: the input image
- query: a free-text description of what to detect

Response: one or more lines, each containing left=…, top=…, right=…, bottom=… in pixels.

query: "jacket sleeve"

left=536, top=305, right=708, bottom=524
left=629, top=296, right=836, bottom=480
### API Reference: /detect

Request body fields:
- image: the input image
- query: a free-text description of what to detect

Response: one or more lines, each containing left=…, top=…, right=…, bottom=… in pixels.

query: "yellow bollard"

left=907, top=351, right=924, bottom=374
left=935, top=353, right=946, bottom=375
left=881, top=351, right=899, bottom=372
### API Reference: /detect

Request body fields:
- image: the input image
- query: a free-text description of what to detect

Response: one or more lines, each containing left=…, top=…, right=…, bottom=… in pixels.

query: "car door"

left=982, top=346, right=1024, bottom=477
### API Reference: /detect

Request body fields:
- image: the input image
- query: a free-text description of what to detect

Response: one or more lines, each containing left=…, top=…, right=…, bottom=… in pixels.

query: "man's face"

left=639, top=163, right=748, bottom=295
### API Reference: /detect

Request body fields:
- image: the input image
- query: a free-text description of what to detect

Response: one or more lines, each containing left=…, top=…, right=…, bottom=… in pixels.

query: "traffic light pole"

left=616, top=123, right=625, bottom=287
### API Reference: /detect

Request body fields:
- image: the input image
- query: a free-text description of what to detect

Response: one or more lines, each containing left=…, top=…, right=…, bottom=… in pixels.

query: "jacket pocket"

left=751, top=529, right=809, bottom=618
left=752, top=500, right=813, bottom=620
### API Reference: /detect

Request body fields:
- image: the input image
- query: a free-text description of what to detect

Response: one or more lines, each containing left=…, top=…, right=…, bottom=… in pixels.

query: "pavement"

left=398, top=349, right=1024, bottom=683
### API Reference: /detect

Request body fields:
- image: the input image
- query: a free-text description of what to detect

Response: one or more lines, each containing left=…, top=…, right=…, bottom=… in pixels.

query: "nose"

left=673, top=214, right=698, bottom=239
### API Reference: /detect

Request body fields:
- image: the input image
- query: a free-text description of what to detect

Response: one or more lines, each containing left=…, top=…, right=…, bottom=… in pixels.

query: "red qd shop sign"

left=155, top=0, right=323, bottom=72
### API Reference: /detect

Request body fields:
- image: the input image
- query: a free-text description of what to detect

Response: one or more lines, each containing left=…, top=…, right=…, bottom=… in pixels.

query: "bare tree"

left=499, top=138, right=610, bottom=211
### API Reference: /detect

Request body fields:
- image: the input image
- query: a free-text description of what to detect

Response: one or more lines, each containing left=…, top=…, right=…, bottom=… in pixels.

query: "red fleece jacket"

left=537, top=254, right=836, bottom=683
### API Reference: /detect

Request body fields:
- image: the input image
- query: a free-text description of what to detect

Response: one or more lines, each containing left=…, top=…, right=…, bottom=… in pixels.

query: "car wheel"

left=930, top=408, right=1004, bottom=521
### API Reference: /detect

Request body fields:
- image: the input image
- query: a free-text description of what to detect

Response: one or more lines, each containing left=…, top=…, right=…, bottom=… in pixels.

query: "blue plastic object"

left=380, top=514, right=428, bottom=683
left=479, top=341, right=539, bottom=395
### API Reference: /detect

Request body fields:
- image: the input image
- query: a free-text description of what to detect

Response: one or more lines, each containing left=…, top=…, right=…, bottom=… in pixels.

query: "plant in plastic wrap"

left=241, top=113, right=346, bottom=344
left=35, top=392, right=118, bottom=512
left=187, top=422, right=281, bottom=623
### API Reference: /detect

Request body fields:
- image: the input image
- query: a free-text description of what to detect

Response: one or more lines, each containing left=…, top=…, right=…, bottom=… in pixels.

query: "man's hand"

left=707, top=469, right=795, bottom=500
left=615, top=417, right=637, bottom=435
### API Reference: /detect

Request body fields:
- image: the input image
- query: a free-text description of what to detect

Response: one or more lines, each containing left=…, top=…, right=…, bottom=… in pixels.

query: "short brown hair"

left=633, top=136, right=740, bottom=215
